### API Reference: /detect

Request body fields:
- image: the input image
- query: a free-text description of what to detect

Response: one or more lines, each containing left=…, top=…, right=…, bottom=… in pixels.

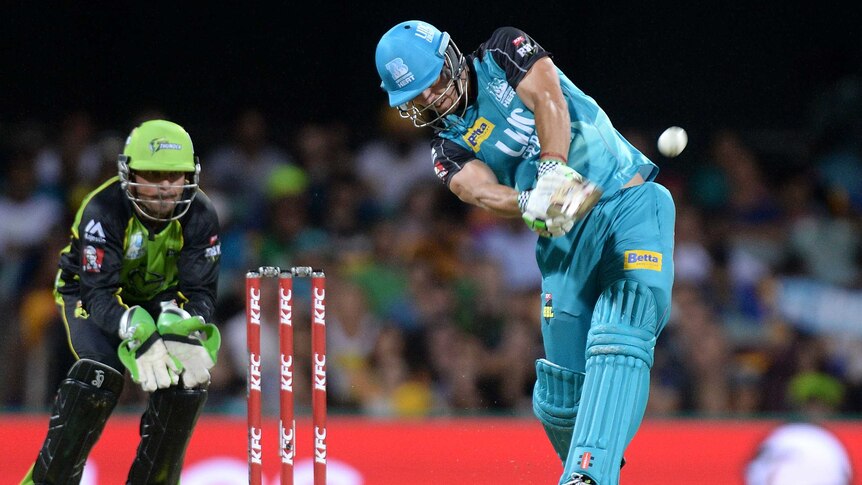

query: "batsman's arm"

left=448, top=160, right=521, bottom=218
left=517, top=56, right=572, bottom=165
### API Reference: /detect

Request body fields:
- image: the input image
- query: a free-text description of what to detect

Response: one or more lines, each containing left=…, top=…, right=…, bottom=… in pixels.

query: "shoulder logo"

left=623, top=250, right=662, bottom=271
left=205, top=234, right=221, bottom=260
left=462, top=117, right=495, bottom=152
left=84, top=219, right=106, bottom=243
left=512, top=35, right=536, bottom=57
left=83, top=245, right=105, bottom=273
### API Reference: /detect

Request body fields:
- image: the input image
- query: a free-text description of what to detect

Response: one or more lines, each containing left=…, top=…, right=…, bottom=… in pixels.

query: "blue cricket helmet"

left=375, top=20, right=451, bottom=108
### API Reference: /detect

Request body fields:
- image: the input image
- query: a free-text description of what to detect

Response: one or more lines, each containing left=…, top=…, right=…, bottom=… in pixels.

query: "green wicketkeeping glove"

left=157, top=301, right=221, bottom=388
left=117, top=306, right=181, bottom=392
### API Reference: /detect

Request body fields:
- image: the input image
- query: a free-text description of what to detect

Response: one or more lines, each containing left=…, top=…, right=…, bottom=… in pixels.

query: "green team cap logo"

left=149, top=137, right=183, bottom=154
left=124, top=120, right=195, bottom=172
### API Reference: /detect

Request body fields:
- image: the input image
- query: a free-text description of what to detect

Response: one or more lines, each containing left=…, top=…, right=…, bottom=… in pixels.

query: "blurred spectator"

left=258, top=164, right=330, bottom=272
left=325, top=278, right=382, bottom=409
left=206, top=108, right=295, bottom=230
left=33, top=111, right=101, bottom=203
left=0, top=157, right=64, bottom=299
left=672, top=203, right=716, bottom=287
left=3, top=108, right=862, bottom=424
left=354, top=104, right=439, bottom=215
left=470, top=215, right=541, bottom=293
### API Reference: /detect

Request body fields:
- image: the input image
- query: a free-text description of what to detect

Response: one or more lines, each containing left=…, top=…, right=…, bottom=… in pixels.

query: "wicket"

left=246, top=266, right=327, bottom=485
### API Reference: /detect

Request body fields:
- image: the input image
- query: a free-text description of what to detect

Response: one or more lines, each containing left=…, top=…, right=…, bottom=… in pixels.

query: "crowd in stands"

left=1, top=75, right=860, bottom=420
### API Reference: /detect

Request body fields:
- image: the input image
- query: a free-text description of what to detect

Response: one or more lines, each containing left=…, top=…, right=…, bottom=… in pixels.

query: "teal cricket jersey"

left=432, top=27, right=675, bottom=335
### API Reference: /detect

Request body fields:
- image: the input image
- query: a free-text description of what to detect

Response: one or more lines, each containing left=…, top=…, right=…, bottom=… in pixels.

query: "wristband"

left=517, top=191, right=530, bottom=212
left=539, top=151, right=567, bottom=164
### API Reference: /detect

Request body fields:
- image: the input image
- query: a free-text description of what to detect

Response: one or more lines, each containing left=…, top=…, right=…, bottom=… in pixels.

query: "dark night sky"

left=2, top=2, right=860, bottom=144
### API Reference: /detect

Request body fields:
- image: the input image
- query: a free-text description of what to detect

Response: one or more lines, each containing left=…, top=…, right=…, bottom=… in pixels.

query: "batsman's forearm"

left=462, top=183, right=522, bottom=218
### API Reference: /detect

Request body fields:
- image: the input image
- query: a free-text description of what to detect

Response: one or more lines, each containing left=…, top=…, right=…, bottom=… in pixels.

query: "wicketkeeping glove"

left=156, top=301, right=221, bottom=389
left=118, top=306, right=180, bottom=392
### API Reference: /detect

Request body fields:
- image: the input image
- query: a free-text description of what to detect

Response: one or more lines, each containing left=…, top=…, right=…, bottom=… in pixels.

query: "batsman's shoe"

left=157, top=301, right=221, bottom=388
left=562, top=474, right=595, bottom=485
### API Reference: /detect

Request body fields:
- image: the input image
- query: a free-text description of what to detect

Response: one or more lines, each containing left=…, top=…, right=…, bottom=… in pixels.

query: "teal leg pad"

left=562, top=279, right=658, bottom=485
left=533, top=358, right=585, bottom=463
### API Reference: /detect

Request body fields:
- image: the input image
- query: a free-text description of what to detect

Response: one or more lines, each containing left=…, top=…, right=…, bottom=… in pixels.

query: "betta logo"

left=623, top=250, right=663, bottom=271
left=149, top=137, right=182, bottom=154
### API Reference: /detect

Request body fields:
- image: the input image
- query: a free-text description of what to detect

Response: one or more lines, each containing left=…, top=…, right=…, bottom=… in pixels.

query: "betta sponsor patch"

left=623, top=250, right=662, bottom=271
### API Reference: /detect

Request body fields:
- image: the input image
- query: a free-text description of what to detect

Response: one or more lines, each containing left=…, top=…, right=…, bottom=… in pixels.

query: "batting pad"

left=533, top=358, right=586, bottom=462
left=562, top=279, right=658, bottom=485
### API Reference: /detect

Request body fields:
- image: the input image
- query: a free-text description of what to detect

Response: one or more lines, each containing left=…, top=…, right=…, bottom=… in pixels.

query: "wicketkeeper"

left=20, top=119, right=222, bottom=485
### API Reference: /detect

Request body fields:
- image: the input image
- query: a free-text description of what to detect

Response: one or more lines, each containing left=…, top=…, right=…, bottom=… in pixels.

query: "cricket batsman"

left=376, top=21, right=676, bottom=484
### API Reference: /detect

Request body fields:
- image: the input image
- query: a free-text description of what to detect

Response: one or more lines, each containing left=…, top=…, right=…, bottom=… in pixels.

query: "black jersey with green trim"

left=55, top=176, right=220, bottom=333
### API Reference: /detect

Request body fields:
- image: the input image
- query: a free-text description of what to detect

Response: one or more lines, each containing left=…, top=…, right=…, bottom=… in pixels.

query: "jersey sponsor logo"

left=83, top=245, right=105, bottom=273
left=205, top=235, right=221, bottom=260
left=125, top=231, right=145, bottom=259
left=462, top=117, right=495, bottom=152
left=494, top=108, right=539, bottom=159
left=488, top=78, right=515, bottom=108
left=149, top=137, right=182, bottom=153
left=623, top=250, right=663, bottom=271
left=84, top=219, right=106, bottom=243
